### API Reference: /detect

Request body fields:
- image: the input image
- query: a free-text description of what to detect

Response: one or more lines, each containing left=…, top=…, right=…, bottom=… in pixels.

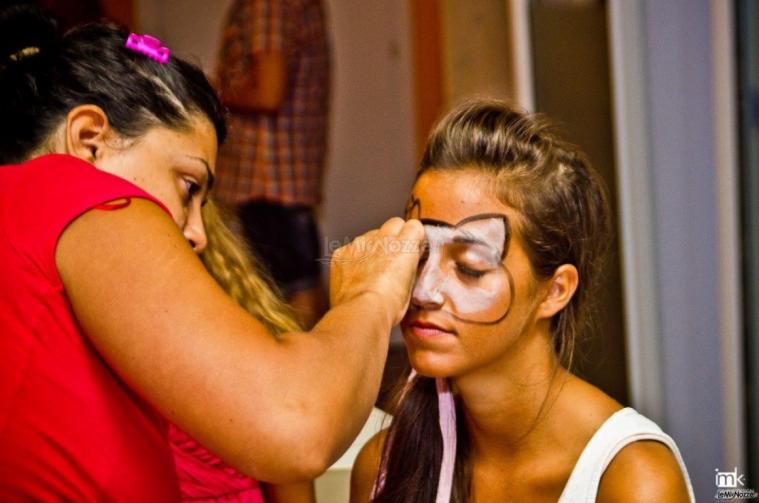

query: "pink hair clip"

left=125, top=33, right=171, bottom=64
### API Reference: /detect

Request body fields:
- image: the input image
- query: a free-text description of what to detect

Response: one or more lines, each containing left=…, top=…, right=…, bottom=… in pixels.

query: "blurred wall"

left=441, top=0, right=514, bottom=104
left=320, top=0, right=416, bottom=244
left=530, top=2, right=628, bottom=404
left=644, top=1, right=723, bottom=497
left=135, top=0, right=232, bottom=73
left=609, top=0, right=741, bottom=499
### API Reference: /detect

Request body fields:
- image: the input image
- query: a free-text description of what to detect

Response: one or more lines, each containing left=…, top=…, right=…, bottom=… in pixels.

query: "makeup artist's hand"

left=330, top=217, right=424, bottom=325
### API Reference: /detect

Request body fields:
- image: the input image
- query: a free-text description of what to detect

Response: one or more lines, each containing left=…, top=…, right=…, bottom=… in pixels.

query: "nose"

left=183, top=208, right=208, bottom=254
left=411, top=261, right=445, bottom=310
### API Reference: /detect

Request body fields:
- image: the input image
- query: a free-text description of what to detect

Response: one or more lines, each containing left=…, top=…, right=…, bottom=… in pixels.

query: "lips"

left=403, top=318, right=456, bottom=339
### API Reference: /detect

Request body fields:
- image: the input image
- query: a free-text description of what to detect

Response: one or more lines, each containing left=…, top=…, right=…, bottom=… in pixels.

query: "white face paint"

left=411, top=215, right=514, bottom=324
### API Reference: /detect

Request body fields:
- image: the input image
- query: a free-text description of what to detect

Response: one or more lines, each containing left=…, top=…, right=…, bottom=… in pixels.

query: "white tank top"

left=558, top=407, right=695, bottom=502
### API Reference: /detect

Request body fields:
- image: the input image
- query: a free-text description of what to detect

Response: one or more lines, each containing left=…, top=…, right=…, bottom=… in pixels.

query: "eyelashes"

left=456, top=264, right=487, bottom=279
left=183, top=178, right=202, bottom=204
left=185, top=179, right=201, bottom=196
left=418, top=246, right=490, bottom=279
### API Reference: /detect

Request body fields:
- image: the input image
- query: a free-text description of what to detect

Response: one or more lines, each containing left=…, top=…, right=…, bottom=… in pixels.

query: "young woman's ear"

left=64, top=105, right=112, bottom=163
left=537, top=264, right=579, bottom=319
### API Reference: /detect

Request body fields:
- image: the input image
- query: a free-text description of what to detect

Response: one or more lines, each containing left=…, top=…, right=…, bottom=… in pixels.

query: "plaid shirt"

left=215, top=0, right=330, bottom=206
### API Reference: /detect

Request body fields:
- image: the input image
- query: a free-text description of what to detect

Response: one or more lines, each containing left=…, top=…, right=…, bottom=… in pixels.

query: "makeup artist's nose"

left=183, top=209, right=208, bottom=254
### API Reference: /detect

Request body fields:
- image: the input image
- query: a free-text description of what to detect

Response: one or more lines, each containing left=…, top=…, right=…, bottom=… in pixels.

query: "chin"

left=407, top=349, right=462, bottom=379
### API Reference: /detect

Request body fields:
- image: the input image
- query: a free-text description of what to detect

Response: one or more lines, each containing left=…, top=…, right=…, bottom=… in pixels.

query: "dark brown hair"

left=0, top=3, right=225, bottom=164
left=373, top=99, right=611, bottom=502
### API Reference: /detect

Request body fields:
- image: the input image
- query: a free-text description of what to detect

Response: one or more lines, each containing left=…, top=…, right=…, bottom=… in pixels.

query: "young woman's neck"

left=452, top=323, right=568, bottom=461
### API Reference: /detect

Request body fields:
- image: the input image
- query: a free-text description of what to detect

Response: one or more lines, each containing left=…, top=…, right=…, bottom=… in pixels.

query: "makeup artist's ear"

left=63, top=105, right=113, bottom=164
left=536, top=264, right=579, bottom=319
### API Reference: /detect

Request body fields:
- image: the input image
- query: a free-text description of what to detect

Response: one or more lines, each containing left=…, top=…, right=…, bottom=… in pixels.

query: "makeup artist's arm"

left=57, top=199, right=423, bottom=483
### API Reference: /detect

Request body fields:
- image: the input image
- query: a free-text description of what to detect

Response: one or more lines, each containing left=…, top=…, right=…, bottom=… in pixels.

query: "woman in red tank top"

left=0, top=4, right=423, bottom=500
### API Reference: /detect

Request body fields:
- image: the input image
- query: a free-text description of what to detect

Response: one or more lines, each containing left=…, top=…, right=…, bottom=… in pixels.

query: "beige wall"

left=441, top=0, right=514, bottom=105
left=321, top=0, right=416, bottom=242
left=135, top=0, right=232, bottom=73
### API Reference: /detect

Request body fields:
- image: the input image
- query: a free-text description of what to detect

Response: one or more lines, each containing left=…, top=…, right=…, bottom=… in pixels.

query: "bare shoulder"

left=597, top=440, right=691, bottom=502
left=549, top=373, right=624, bottom=446
left=350, top=428, right=389, bottom=503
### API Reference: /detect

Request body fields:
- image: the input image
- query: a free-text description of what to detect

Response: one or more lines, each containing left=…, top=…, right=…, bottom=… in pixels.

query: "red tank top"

left=0, top=154, right=181, bottom=501
left=170, top=425, right=265, bottom=502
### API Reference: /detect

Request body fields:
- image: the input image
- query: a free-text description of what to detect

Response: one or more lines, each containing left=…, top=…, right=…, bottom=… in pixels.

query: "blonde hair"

left=200, top=200, right=301, bottom=336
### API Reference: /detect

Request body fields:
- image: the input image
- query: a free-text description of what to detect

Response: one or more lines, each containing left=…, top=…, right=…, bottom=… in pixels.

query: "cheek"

left=172, top=209, right=188, bottom=229
left=153, top=176, right=189, bottom=228
left=152, top=195, right=185, bottom=228
left=445, top=269, right=515, bottom=324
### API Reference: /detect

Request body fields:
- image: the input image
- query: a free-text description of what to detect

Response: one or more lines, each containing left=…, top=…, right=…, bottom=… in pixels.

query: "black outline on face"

left=416, top=213, right=516, bottom=326
left=405, top=194, right=421, bottom=220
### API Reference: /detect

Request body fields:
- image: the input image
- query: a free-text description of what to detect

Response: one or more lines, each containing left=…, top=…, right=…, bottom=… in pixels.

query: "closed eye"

left=456, top=263, right=487, bottom=279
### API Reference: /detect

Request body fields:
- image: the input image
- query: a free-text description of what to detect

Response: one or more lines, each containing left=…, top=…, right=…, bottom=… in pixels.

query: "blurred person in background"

left=215, top=0, right=331, bottom=329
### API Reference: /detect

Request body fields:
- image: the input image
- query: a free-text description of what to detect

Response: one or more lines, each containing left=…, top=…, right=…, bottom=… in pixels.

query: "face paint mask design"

left=411, top=213, right=515, bottom=324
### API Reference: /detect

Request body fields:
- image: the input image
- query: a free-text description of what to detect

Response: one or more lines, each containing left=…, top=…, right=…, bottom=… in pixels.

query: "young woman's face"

left=401, top=169, right=544, bottom=379
left=95, top=114, right=218, bottom=253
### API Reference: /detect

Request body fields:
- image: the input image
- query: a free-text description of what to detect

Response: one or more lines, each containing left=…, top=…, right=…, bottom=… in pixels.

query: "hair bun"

left=0, top=2, right=58, bottom=69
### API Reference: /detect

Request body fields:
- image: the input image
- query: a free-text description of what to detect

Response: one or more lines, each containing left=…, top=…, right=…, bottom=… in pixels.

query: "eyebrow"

left=452, top=232, right=491, bottom=248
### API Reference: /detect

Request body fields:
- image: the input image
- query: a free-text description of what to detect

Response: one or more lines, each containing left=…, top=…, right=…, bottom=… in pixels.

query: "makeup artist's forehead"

left=411, top=169, right=507, bottom=221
